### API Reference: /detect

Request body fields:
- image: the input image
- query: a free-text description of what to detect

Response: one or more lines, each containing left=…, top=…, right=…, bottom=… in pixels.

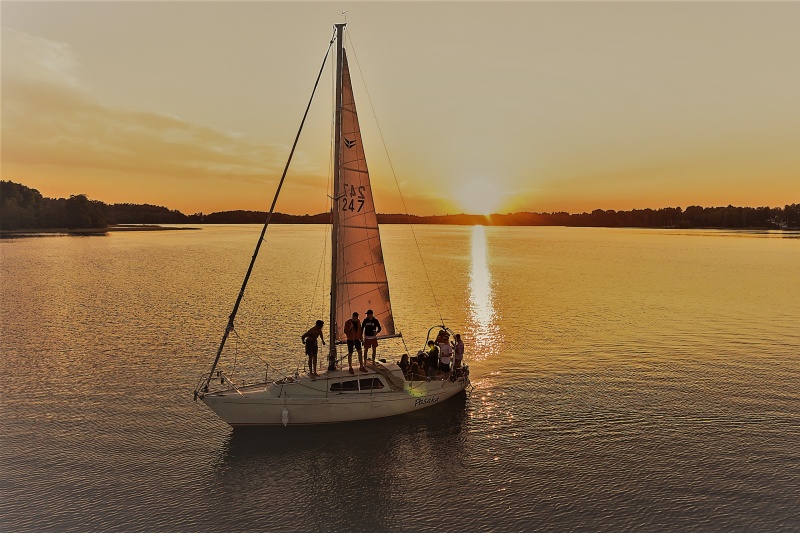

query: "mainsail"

left=333, top=50, right=395, bottom=342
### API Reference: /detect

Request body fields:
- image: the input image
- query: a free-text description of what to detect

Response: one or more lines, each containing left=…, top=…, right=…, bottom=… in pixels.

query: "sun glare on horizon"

left=455, top=179, right=506, bottom=215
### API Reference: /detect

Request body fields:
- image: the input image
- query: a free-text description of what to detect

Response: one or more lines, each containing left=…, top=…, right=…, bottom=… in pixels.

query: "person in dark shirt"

left=415, top=352, right=426, bottom=376
left=409, top=361, right=425, bottom=381
left=361, top=309, right=382, bottom=364
left=301, top=320, right=325, bottom=377
left=425, top=340, right=440, bottom=379
left=397, top=354, right=410, bottom=376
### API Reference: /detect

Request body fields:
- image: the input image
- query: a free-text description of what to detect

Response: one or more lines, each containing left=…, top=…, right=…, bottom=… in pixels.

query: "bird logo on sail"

left=344, top=137, right=356, bottom=149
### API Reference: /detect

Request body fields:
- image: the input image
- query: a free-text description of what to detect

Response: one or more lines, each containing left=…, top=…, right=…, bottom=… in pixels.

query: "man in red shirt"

left=344, top=311, right=365, bottom=374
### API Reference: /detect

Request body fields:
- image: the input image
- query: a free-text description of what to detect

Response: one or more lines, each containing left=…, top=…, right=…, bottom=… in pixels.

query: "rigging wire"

left=199, top=29, right=337, bottom=393
left=306, top=46, right=336, bottom=359
left=344, top=30, right=446, bottom=328
left=231, top=328, right=270, bottom=367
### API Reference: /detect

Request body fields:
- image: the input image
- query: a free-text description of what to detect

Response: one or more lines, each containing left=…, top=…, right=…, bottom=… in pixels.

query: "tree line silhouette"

left=1, top=181, right=189, bottom=230
left=2, top=180, right=798, bottom=231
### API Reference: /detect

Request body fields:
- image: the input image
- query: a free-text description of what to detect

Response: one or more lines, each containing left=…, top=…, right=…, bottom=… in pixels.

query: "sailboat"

left=194, top=24, right=470, bottom=426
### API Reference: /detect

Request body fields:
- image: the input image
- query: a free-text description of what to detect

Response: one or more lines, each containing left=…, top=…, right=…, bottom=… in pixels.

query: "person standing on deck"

left=344, top=312, right=365, bottom=374
left=362, top=309, right=382, bottom=364
left=453, top=333, right=465, bottom=368
left=301, top=320, right=325, bottom=377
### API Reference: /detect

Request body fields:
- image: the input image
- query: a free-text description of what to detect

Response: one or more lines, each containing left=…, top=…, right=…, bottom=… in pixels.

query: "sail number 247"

left=341, top=183, right=366, bottom=213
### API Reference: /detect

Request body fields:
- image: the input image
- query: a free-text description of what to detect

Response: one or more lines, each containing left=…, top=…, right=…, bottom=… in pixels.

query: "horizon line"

left=2, top=179, right=797, bottom=218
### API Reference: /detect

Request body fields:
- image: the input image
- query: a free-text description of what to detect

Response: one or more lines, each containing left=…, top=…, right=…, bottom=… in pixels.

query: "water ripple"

left=1, top=226, right=798, bottom=531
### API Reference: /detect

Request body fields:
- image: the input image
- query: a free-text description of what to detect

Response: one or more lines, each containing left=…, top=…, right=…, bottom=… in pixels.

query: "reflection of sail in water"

left=468, top=226, right=499, bottom=357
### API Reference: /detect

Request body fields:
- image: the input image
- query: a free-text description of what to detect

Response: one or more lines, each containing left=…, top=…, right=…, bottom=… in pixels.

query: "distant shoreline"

left=0, top=224, right=200, bottom=238
left=3, top=224, right=798, bottom=240
left=109, top=224, right=200, bottom=232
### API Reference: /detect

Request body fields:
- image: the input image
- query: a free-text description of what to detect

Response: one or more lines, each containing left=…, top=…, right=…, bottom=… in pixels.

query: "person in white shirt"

left=439, top=337, right=453, bottom=374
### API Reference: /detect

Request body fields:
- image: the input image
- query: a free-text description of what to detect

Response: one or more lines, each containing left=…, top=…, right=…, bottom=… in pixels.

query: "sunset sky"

left=2, top=1, right=799, bottom=216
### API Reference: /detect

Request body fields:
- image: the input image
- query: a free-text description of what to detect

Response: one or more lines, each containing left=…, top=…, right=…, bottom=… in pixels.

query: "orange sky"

left=2, top=2, right=799, bottom=216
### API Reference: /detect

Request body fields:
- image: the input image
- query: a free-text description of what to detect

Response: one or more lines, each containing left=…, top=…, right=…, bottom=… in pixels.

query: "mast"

left=329, top=23, right=346, bottom=370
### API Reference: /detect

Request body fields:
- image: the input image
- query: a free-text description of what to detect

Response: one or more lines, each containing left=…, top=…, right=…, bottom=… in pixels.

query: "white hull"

left=201, top=363, right=469, bottom=426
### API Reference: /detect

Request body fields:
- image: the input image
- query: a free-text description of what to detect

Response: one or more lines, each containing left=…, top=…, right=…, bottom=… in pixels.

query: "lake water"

left=1, top=224, right=798, bottom=532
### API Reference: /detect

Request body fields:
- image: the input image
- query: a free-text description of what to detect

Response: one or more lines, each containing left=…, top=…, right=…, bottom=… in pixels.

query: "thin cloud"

left=1, top=27, right=317, bottom=187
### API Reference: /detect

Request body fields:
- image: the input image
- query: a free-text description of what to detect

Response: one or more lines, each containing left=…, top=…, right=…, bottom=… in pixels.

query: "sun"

left=455, top=179, right=505, bottom=215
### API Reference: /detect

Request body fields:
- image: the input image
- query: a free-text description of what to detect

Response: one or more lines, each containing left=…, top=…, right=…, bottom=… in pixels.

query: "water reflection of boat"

left=194, top=24, right=470, bottom=426
left=209, top=401, right=469, bottom=530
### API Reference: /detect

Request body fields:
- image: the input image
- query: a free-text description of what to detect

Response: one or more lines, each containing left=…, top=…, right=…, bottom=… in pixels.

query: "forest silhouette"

left=2, top=180, right=798, bottom=232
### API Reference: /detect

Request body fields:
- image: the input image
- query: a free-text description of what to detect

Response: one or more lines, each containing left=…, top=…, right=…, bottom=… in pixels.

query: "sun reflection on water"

left=468, top=225, right=501, bottom=360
